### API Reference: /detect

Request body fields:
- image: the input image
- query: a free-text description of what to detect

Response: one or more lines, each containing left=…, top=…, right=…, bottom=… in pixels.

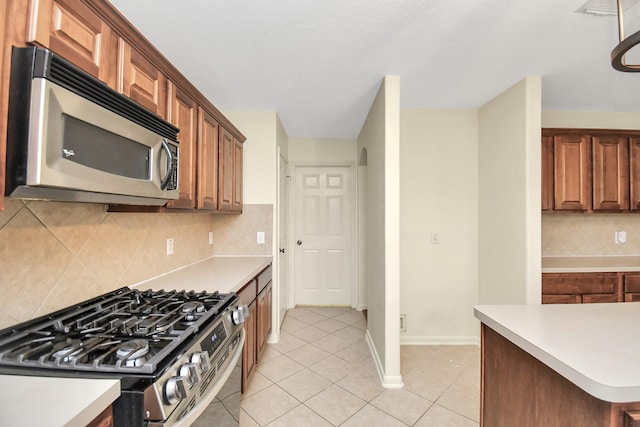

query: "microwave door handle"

left=160, top=139, right=174, bottom=190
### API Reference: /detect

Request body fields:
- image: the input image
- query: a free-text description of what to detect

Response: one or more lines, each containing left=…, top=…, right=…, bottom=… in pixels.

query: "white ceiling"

left=109, top=0, right=640, bottom=139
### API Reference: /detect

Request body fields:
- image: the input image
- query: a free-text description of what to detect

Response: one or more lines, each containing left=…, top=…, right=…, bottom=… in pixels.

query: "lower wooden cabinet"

left=542, top=272, right=640, bottom=304
left=86, top=406, right=113, bottom=427
left=238, top=264, right=272, bottom=393
left=242, top=299, right=257, bottom=391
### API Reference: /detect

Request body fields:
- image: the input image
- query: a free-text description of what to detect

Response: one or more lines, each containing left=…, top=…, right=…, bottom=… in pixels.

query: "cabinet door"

left=197, top=108, right=219, bottom=210
left=542, top=136, right=554, bottom=211
left=27, top=0, right=117, bottom=88
left=242, top=300, right=257, bottom=393
left=592, top=136, right=629, bottom=211
left=166, top=83, right=197, bottom=209
left=630, top=138, right=640, bottom=211
left=554, top=135, right=591, bottom=211
left=218, top=127, right=235, bottom=211
left=232, top=137, right=243, bottom=211
left=119, top=40, right=167, bottom=118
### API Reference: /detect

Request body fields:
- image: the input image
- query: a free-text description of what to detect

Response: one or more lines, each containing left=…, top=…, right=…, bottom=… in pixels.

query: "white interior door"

left=294, top=165, right=353, bottom=306
left=278, top=154, right=290, bottom=323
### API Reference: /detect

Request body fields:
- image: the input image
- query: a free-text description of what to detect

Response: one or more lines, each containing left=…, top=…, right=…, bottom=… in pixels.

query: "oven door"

left=170, top=329, right=244, bottom=427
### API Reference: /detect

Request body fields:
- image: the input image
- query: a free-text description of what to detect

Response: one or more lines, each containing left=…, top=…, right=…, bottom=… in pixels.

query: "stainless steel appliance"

left=5, top=47, right=179, bottom=206
left=0, top=287, right=247, bottom=426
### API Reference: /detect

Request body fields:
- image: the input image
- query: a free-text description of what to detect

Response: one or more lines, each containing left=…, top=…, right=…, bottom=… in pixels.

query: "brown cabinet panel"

left=166, top=83, right=197, bottom=209
left=119, top=40, right=167, bottom=118
left=86, top=405, right=113, bottom=427
left=196, top=108, right=219, bottom=210
left=233, top=137, right=243, bottom=212
left=592, top=136, right=629, bottom=211
left=542, top=294, right=582, bottom=304
left=554, top=134, right=591, bottom=211
left=241, top=300, right=256, bottom=393
left=542, top=136, right=554, bottom=211
left=542, top=272, right=621, bottom=304
left=218, top=127, right=234, bottom=211
left=27, top=0, right=117, bottom=87
left=630, top=138, right=640, bottom=211
left=257, top=282, right=272, bottom=357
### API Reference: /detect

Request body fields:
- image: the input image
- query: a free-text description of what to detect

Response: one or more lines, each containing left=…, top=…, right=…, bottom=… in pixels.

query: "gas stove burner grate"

left=0, top=287, right=237, bottom=374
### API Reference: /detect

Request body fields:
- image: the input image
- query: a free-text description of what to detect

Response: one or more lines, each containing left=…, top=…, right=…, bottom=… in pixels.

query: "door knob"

left=279, top=248, right=285, bottom=253
left=297, top=240, right=302, bottom=246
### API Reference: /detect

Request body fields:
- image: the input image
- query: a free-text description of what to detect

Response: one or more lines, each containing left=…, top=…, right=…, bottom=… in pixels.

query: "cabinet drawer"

left=238, top=279, right=257, bottom=305
left=542, top=294, right=582, bottom=304
left=257, top=265, right=272, bottom=293
left=542, top=273, right=618, bottom=295
left=582, top=294, right=619, bottom=303
left=624, top=273, right=640, bottom=293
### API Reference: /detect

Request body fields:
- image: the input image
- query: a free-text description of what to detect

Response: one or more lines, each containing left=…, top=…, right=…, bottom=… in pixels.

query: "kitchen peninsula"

left=475, top=303, right=640, bottom=427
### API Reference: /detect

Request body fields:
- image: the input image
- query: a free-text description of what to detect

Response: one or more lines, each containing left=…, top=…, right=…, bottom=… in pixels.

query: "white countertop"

left=133, top=255, right=273, bottom=293
left=0, top=375, right=119, bottom=426
left=0, top=255, right=271, bottom=426
left=542, top=256, right=640, bottom=273
left=475, top=302, right=640, bottom=403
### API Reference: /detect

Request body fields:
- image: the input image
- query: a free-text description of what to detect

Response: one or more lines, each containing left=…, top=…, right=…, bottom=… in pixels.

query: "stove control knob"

left=191, top=351, right=210, bottom=374
left=179, top=362, right=200, bottom=386
left=164, top=376, right=187, bottom=404
left=231, top=307, right=245, bottom=325
left=240, top=304, right=250, bottom=318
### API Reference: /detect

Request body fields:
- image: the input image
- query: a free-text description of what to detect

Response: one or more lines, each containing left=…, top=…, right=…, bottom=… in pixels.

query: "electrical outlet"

left=166, top=238, right=174, bottom=255
left=208, top=231, right=214, bottom=245
left=257, top=231, right=265, bottom=244
left=615, top=231, right=627, bottom=244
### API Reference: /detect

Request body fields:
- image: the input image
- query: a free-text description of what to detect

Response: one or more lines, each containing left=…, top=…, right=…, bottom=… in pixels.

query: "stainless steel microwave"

left=5, top=47, right=179, bottom=206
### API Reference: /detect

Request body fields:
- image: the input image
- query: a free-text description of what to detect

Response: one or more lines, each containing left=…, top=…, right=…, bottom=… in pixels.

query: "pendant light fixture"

left=612, top=0, right=640, bottom=71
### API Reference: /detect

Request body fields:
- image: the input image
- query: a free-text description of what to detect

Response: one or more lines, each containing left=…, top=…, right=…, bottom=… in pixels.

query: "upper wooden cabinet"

left=630, top=138, right=640, bottom=211
left=542, top=129, right=640, bottom=213
left=26, top=0, right=118, bottom=88
left=553, top=134, right=591, bottom=211
left=592, top=135, right=629, bottom=211
left=1, top=0, right=246, bottom=212
left=166, top=83, right=197, bottom=209
left=218, top=127, right=243, bottom=212
left=119, top=40, right=167, bottom=119
left=541, top=136, right=554, bottom=211
left=197, top=108, right=220, bottom=210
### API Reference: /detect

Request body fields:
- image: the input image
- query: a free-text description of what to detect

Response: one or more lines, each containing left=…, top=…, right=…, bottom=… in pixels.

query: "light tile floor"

left=240, top=306, right=480, bottom=426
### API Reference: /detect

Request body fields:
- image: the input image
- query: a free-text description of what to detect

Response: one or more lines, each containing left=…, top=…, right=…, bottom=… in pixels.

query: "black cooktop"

left=0, top=287, right=235, bottom=374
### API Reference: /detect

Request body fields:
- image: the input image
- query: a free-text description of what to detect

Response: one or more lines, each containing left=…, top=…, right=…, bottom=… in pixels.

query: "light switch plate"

left=208, top=231, right=214, bottom=245
left=166, top=238, right=174, bottom=255
left=257, top=231, right=265, bottom=244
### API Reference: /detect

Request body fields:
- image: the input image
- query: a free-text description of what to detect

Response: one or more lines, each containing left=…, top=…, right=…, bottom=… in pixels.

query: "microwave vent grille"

left=45, top=52, right=178, bottom=142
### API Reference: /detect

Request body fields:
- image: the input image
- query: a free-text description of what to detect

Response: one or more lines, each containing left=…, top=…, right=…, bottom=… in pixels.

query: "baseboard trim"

left=365, top=329, right=404, bottom=388
left=400, top=335, right=480, bottom=346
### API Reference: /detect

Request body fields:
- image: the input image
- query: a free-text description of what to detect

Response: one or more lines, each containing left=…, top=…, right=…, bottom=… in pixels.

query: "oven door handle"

left=172, top=328, right=245, bottom=427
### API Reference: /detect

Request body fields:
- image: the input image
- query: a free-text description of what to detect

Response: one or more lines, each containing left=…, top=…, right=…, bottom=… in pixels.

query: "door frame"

left=289, top=161, right=358, bottom=308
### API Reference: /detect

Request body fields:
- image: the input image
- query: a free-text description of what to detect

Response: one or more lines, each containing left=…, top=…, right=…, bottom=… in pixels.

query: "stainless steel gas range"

left=0, top=287, right=247, bottom=426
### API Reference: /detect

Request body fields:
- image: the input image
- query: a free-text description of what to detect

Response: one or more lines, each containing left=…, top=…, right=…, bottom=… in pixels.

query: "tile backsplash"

left=542, top=213, right=640, bottom=256
left=0, top=200, right=272, bottom=329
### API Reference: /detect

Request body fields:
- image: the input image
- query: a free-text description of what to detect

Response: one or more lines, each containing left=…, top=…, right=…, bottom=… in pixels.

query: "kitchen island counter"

left=0, top=375, right=119, bottom=427
left=475, top=303, right=640, bottom=426
left=133, top=255, right=272, bottom=293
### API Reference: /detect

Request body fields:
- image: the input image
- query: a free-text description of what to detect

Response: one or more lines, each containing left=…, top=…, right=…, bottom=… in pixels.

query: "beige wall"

left=223, top=111, right=278, bottom=205
left=478, top=76, right=541, bottom=306
left=358, top=76, right=402, bottom=388
left=289, top=138, right=357, bottom=163
left=399, top=109, right=479, bottom=344
left=541, top=110, right=640, bottom=257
